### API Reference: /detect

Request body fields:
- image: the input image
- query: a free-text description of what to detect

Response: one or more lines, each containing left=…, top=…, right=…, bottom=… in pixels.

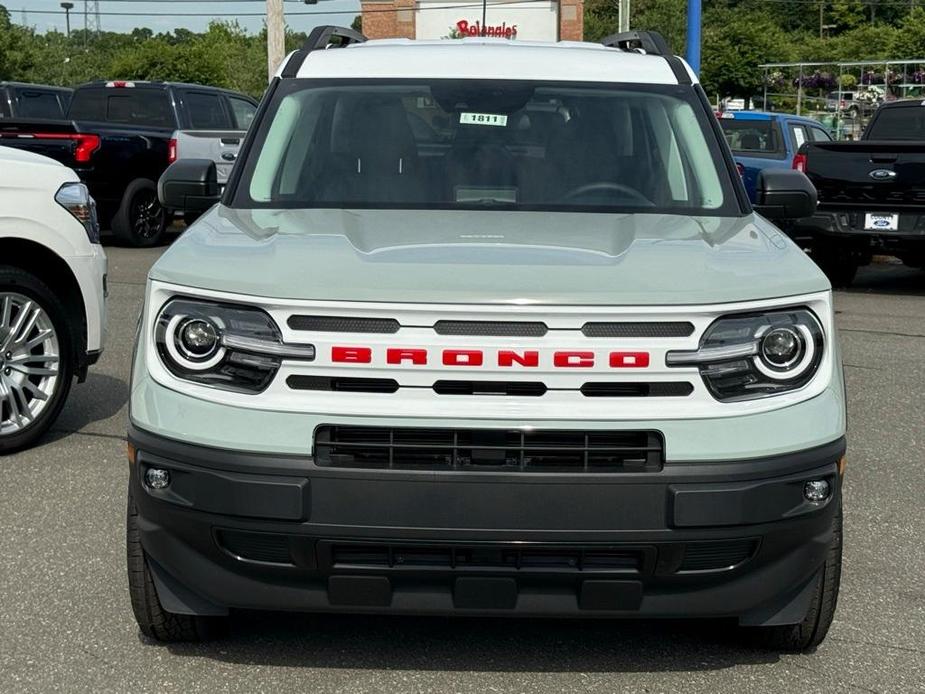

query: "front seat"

left=321, top=95, right=423, bottom=204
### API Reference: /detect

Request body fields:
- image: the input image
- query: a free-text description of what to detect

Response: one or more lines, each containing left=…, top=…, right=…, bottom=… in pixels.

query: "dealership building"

left=361, top=0, right=584, bottom=42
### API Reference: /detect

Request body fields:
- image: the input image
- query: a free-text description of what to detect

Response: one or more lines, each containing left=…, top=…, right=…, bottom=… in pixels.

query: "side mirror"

left=753, top=169, right=817, bottom=220
left=158, top=159, right=220, bottom=213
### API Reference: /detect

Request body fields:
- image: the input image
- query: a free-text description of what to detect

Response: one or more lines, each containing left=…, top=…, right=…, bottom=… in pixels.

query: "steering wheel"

left=560, top=182, right=653, bottom=206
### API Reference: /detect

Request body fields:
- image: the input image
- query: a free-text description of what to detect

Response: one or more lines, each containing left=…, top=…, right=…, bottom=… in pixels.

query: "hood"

left=150, top=207, right=829, bottom=305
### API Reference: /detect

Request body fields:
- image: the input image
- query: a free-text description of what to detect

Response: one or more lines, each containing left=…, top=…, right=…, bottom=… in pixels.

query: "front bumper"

left=129, top=424, right=845, bottom=624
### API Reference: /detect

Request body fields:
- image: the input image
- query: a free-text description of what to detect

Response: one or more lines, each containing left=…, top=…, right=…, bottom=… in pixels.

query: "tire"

left=811, top=246, right=859, bottom=288
left=0, top=267, right=75, bottom=453
left=112, top=179, right=167, bottom=247
left=749, top=496, right=843, bottom=652
left=126, top=491, right=223, bottom=641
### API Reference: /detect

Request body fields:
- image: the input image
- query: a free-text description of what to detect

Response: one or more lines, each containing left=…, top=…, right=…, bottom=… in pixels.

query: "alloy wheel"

left=131, top=190, right=166, bottom=241
left=0, top=292, right=60, bottom=436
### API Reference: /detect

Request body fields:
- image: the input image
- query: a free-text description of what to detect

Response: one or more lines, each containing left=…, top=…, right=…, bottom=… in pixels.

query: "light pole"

left=61, top=2, right=74, bottom=38
left=686, top=0, right=701, bottom=75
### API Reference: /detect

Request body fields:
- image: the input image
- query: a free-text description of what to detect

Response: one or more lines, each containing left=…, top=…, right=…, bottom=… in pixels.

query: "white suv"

left=0, top=146, right=107, bottom=451
left=132, top=30, right=845, bottom=651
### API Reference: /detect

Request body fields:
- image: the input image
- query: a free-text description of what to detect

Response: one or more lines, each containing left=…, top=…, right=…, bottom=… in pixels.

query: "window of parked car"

left=15, top=90, right=65, bottom=119
left=184, top=91, right=232, bottom=129
left=788, top=123, right=808, bottom=149
left=228, top=96, right=257, bottom=130
left=719, top=119, right=784, bottom=157
left=238, top=80, right=738, bottom=216
left=865, top=107, right=925, bottom=140
left=0, top=92, right=10, bottom=118
left=68, top=88, right=176, bottom=128
left=810, top=126, right=832, bottom=142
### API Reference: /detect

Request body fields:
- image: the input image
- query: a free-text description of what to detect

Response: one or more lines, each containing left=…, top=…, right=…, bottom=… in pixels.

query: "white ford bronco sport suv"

left=129, top=29, right=846, bottom=651
left=1, top=146, right=106, bottom=452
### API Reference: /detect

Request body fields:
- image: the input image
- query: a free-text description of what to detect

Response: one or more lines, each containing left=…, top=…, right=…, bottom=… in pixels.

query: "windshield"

left=234, top=79, right=738, bottom=215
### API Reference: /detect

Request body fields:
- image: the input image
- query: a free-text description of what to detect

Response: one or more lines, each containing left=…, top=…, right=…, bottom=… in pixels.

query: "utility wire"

left=15, top=0, right=551, bottom=18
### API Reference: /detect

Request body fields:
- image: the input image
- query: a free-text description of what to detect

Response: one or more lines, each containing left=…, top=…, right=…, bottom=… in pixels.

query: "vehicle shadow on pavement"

left=158, top=613, right=780, bottom=671
left=46, top=372, right=129, bottom=441
left=845, top=264, right=925, bottom=297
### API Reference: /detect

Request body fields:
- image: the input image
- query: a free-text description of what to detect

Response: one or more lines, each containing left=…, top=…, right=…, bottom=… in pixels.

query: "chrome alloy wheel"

left=0, top=292, right=60, bottom=436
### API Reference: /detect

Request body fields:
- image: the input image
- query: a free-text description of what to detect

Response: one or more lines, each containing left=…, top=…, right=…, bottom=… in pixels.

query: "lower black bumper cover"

left=128, top=424, right=845, bottom=625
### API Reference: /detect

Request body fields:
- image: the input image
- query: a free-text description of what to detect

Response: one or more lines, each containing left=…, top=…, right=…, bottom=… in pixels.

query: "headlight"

left=666, top=308, right=824, bottom=402
left=155, top=298, right=315, bottom=393
left=55, top=182, right=100, bottom=244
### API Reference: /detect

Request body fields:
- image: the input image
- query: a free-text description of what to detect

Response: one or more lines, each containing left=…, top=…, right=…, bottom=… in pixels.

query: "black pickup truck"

left=0, top=82, right=72, bottom=119
left=792, top=99, right=925, bottom=286
left=0, top=80, right=257, bottom=246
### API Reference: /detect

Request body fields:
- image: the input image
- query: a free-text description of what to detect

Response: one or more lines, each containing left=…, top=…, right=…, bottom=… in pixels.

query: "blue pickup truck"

left=718, top=111, right=833, bottom=201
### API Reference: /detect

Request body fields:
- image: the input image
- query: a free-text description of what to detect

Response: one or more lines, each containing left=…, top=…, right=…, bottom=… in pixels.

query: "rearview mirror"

left=158, top=159, right=220, bottom=213
left=753, top=169, right=817, bottom=220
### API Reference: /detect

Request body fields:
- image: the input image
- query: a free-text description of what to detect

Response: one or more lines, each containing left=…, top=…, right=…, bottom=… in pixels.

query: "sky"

left=13, top=0, right=362, bottom=35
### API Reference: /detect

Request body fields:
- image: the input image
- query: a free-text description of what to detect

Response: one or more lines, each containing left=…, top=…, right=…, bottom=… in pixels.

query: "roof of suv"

left=285, top=38, right=697, bottom=85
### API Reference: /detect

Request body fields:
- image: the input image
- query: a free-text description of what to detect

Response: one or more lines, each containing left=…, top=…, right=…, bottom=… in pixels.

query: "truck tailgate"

left=801, top=141, right=925, bottom=210
left=173, top=129, right=247, bottom=184
left=0, top=118, right=97, bottom=167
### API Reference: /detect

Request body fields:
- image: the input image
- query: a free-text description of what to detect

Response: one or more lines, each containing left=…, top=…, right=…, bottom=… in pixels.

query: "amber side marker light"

left=838, top=455, right=847, bottom=476
left=127, top=441, right=137, bottom=465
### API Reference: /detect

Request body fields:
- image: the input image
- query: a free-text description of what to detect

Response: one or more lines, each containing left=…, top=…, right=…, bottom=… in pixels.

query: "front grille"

left=287, top=315, right=400, bottom=333
left=218, top=530, right=293, bottom=564
left=433, top=320, right=548, bottom=336
left=314, top=426, right=663, bottom=472
left=582, top=321, right=695, bottom=338
left=678, top=539, right=758, bottom=572
left=329, top=543, right=643, bottom=573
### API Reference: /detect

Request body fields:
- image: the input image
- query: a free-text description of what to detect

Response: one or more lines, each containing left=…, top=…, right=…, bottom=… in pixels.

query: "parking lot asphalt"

left=1, top=240, right=923, bottom=694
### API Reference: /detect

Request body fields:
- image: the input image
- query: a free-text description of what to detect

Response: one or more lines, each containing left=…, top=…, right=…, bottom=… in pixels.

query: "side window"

left=184, top=92, right=232, bottom=129
left=811, top=127, right=832, bottom=142
left=228, top=97, right=257, bottom=130
left=16, top=90, right=66, bottom=119
left=789, top=123, right=808, bottom=150
left=0, top=90, right=11, bottom=118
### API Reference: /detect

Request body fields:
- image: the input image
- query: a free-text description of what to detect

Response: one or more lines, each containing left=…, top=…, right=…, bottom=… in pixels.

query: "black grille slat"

left=330, top=543, right=642, bottom=573
left=314, top=426, right=663, bottom=472
left=433, top=380, right=547, bottom=396
left=287, top=376, right=399, bottom=393
left=582, top=321, right=695, bottom=338
left=581, top=381, right=694, bottom=397
left=288, top=315, right=400, bottom=333
left=433, top=320, right=548, bottom=336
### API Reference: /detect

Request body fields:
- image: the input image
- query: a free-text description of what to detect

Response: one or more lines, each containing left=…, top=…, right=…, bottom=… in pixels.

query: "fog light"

left=803, top=479, right=830, bottom=502
left=145, top=467, right=170, bottom=490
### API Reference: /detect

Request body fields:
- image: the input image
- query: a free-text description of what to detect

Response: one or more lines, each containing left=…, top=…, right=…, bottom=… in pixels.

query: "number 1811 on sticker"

left=460, top=112, right=508, bottom=127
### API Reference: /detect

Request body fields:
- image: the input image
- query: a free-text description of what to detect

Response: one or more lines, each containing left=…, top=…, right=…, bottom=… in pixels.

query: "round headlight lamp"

left=754, top=323, right=816, bottom=381
left=163, top=313, right=226, bottom=371
left=760, top=327, right=803, bottom=368
left=177, top=318, right=221, bottom=359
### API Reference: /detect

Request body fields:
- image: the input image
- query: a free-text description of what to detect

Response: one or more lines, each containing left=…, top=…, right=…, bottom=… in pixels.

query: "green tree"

left=701, top=8, right=794, bottom=100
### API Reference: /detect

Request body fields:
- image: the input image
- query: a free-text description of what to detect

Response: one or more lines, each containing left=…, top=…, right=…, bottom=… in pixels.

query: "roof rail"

left=281, top=25, right=367, bottom=78
left=601, top=31, right=671, bottom=56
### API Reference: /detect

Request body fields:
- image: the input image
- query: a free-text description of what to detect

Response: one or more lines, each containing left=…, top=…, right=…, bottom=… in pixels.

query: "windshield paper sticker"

left=460, top=112, right=508, bottom=127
